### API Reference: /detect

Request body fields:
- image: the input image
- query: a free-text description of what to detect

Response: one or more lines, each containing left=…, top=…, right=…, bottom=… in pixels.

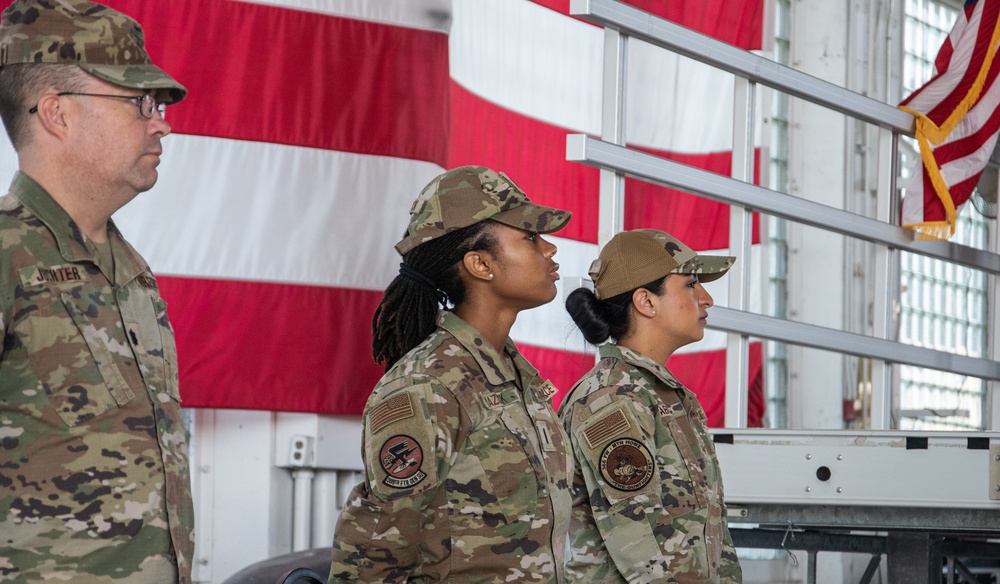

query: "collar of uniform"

left=436, top=311, right=538, bottom=388
left=599, top=342, right=687, bottom=393
left=10, top=172, right=151, bottom=285
left=10, top=171, right=91, bottom=262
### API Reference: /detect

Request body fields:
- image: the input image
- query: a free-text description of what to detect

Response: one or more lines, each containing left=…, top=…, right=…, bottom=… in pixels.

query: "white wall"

left=189, top=410, right=363, bottom=584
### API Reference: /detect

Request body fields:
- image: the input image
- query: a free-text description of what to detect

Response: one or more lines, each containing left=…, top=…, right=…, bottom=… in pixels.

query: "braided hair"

left=565, top=276, right=667, bottom=345
left=372, top=220, right=499, bottom=370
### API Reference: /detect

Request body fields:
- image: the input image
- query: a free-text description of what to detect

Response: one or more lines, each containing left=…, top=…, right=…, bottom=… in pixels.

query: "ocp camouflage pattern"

left=559, top=343, right=741, bottom=583
left=0, top=0, right=187, bottom=103
left=0, top=172, right=194, bottom=583
left=331, top=311, right=572, bottom=583
left=395, top=166, right=570, bottom=254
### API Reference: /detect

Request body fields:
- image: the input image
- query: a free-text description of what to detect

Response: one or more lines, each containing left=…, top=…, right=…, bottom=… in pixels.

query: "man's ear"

left=462, top=250, right=495, bottom=283
left=33, top=93, right=70, bottom=140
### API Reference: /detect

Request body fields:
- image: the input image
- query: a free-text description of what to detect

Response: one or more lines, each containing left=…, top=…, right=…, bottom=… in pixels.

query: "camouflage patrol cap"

left=0, top=0, right=187, bottom=104
left=590, top=229, right=735, bottom=300
left=395, top=166, right=571, bottom=255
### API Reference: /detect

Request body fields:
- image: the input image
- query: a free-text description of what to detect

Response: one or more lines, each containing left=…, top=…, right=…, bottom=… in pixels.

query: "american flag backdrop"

left=1, top=0, right=766, bottom=426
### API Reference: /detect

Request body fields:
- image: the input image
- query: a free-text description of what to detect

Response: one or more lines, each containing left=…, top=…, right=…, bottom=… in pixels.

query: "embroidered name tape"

left=19, top=264, right=86, bottom=287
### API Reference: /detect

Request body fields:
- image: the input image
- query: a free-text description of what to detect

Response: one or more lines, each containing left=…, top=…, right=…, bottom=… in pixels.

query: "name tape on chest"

left=583, top=408, right=632, bottom=450
left=536, top=379, right=558, bottom=400
left=19, top=264, right=86, bottom=288
left=369, top=393, right=415, bottom=435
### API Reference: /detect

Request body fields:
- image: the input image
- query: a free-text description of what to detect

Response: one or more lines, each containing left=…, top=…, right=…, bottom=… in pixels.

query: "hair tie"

left=399, top=263, right=437, bottom=289
left=399, top=263, right=450, bottom=306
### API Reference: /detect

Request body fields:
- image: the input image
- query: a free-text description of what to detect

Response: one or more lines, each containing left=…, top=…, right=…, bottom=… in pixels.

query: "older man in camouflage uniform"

left=0, top=1, right=193, bottom=582
left=331, top=166, right=574, bottom=583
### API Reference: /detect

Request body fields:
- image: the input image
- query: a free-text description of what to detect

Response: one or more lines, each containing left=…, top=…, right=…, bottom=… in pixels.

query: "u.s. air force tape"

left=379, top=434, right=427, bottom=489
left=599, top=437, right=654, bottom=492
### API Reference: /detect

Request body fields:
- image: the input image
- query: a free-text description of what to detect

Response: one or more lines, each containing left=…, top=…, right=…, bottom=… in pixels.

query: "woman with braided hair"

left=330, top=166, right=574, bottom=583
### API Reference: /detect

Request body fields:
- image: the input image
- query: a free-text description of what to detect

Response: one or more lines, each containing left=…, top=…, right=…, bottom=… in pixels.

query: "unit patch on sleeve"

left=599, top=437, right=655, bottom=492
left=379, top=434, right=427, bottom=489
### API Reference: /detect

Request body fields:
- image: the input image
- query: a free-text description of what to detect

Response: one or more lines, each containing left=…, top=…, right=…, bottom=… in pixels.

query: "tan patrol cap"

left=590, top=229, right=735, bottom=300
left=0, top=0, right=187, bottom=104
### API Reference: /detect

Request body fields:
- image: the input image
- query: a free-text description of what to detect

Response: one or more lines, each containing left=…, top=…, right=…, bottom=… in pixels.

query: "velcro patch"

left=136, top=275, right=158, bottom=289
left=599, top=437, right=655, bottom=492
left=480, top=392, right=504, bottom=409
left=19, top=264, right=86, bottom=288
left=584, top=408, right=632, bottom=449
left=369, top=393, right=414, bottom=434
left=536, top=379, right=558, bottom=400
left=378, top=434, right=427, bottom=489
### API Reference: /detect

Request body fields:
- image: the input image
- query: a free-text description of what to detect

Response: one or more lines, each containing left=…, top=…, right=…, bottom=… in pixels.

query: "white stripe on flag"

left=113, top=134, right=445, bottom=289
left=450, top=0, right=739, bottom=154
left=235, top=0, right=452, bottom=32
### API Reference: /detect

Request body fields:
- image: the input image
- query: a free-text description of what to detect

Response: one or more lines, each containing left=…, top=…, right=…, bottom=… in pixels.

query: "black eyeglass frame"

left=28, top=92, right=164, bottom=118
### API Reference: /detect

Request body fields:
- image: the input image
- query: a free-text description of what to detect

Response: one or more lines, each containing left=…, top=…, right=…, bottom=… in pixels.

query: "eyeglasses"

left=28, top=92, right=165, bottom=119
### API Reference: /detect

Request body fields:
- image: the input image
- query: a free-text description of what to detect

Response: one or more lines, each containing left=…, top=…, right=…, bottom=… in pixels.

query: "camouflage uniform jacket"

left=331, top=311, right=573, bottom=583
left=559, top=344, right=741, bottom=584
left=0, top=172, right=194, bottom=583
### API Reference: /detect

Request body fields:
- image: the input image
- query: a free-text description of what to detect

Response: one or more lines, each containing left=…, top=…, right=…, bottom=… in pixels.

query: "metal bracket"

left=990, top=445, right=1000, bottom=500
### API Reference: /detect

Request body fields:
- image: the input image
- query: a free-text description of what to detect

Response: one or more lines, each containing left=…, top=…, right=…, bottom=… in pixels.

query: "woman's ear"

left=462, top=250, right=495, bottom=283
left=631, top=288, right=657, bottom=318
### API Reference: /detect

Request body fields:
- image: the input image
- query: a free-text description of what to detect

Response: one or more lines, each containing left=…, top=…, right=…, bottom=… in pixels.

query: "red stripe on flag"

left=935, top=99, right=1000, bottom=165
left=101, top=0, right=450, bottom=165
left=529, top=0, right=763, bottom=51
left=523, top=342, right=765, bottom=428
left=926, top=0, right=1000, bottom=125
left=157, top=276, right=385, bottom=414
left=448, top=82, right=761, bottom=249
left=667, top=344, right=765, bottom=428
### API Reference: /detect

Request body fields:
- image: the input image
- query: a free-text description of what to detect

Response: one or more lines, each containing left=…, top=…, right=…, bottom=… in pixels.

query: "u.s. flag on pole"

left=899, top=0, right=1000, bottom=240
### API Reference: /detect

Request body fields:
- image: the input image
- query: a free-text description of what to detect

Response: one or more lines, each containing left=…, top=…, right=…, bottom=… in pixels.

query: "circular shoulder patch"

left=378, top=434, right=427, bottom=489
left=599, top=437, right=655, bottom=492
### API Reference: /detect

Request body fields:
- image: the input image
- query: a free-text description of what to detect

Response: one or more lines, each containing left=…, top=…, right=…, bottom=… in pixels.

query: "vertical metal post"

left=987, top=167, right=1000, bottom=430
left=870, top=127, right=897, bottom=430
left=725, top=77, right=755, bottom=428
left=598, top=27, right=627, bottom=248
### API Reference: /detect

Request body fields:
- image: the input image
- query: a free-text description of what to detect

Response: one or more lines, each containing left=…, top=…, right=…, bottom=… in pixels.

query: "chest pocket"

left=466, top=406, right=541, bottom=525
left=13, top=287, right=133, bottom=427
left=121, top=290, right=180, bottom=402
left=654, top=399, right=707, bottom=515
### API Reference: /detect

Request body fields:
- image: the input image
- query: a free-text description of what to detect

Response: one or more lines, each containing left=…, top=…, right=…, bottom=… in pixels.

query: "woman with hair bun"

left=560, top=229, right=742, bottom=583
left=330, top=166, right=574, bottom=583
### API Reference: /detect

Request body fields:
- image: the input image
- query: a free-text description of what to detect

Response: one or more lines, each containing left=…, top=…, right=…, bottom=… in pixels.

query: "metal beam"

left=708, top=306, right=1000, bottom=381
left=569, top=0, right=914, bottom=133
left=566, top=134, right=1000, bottom=275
